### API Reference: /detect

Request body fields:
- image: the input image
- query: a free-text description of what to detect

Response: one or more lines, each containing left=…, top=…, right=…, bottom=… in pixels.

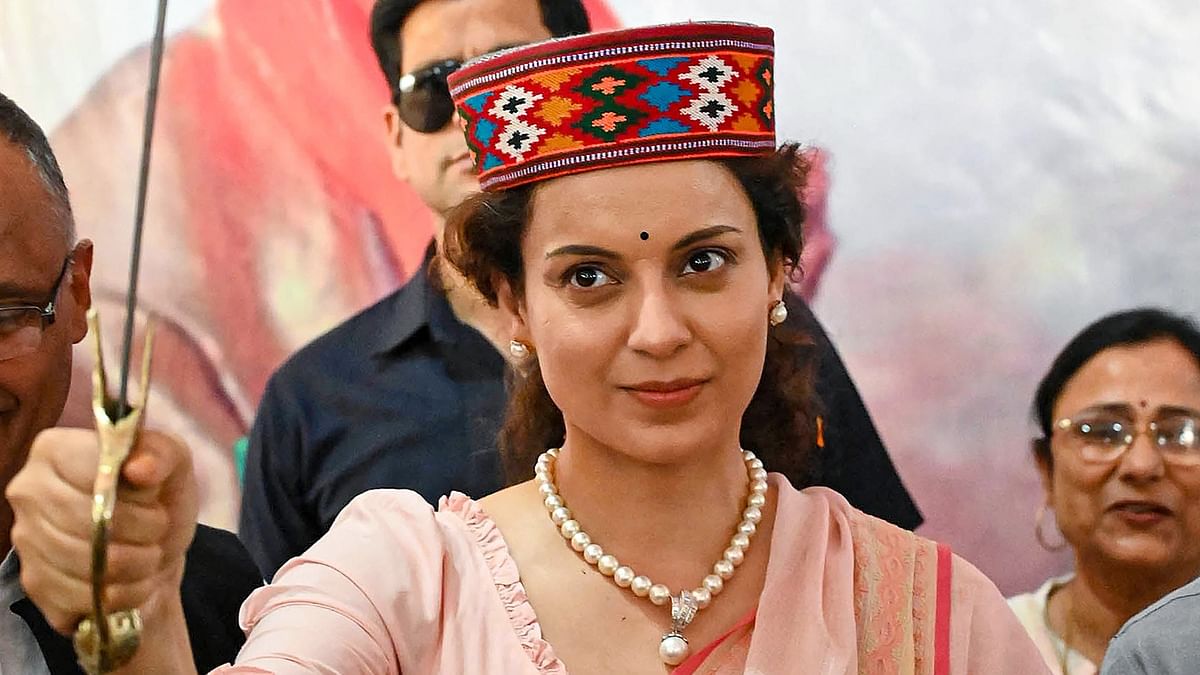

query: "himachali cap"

left=448, top=22, right=776, bottom=191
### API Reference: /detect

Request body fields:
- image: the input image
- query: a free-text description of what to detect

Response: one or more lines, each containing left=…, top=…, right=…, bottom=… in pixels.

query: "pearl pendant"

left=659, top=633, right=689, bottom=665
left=658, top=592, right=698, bottom=665
left=532, top=447, right=767, bottom=668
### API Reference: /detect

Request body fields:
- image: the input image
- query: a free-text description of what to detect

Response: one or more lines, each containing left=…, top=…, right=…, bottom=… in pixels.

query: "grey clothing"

left=1100, top=575, right=1200, bottom=675
left=0, top=550, right=51, bottom=675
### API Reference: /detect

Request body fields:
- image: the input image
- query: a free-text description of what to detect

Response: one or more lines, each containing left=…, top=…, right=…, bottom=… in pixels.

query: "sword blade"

left=116, top=0, right=170, bottom=417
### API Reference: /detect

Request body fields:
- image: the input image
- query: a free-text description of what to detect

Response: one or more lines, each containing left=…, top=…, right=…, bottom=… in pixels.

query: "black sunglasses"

left=393, top=59, right=462, bottom=134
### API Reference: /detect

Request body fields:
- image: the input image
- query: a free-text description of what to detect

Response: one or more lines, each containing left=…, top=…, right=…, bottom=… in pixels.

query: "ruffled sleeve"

left=440, top=493, right=567, bottom=674
left=210, top=489, right=454, bottom=674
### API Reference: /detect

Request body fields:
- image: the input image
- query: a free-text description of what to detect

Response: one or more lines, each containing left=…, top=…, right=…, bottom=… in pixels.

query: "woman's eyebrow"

left=671, top=225, right=741, bottom=252
left=545, top=244, right=619, bottom=260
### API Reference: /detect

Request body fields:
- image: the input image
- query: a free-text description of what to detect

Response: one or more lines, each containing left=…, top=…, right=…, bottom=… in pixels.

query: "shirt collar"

left=372, top=241, right=489, bottom=356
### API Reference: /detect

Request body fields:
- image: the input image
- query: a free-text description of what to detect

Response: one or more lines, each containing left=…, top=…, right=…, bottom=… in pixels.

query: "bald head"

left=0, top=92, right=74, bottom=246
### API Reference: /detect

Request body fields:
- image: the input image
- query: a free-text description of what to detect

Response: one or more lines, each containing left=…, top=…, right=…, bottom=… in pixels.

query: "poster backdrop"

left=2, top=0, right=1198, bottom=594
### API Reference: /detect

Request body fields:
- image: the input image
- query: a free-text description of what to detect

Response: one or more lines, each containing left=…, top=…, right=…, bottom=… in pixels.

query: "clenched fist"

left=6, top=427, right=199, bottom=636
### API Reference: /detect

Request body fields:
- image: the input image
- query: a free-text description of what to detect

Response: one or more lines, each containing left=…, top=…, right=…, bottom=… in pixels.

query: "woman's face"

left=1043, top=338, right=1200, bottom=577
left=506, top=159, right=784, bottom=465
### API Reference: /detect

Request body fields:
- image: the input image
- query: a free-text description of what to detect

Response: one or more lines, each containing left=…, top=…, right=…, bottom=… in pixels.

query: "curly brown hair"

left=443, top=144, right=818, bottom=484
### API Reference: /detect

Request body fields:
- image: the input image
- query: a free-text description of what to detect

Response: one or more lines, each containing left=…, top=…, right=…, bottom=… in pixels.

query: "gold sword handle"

left=73, top=309, right=154, bottom=674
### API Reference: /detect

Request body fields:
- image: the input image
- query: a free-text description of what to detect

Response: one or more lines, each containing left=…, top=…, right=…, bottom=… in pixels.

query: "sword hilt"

left=73, top=309, right=154, bottom=675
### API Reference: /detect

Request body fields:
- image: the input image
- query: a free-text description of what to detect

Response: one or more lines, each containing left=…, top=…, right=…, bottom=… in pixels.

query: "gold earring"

left=1034, top=505, right=1069, bottom=552
left=769, top=300, right=788, bottom=326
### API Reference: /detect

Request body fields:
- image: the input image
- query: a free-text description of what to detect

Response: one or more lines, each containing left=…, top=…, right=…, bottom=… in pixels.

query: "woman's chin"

left=576, top=430, right=738, bottom=468
left=1094, top=538, right=1187, bottom=572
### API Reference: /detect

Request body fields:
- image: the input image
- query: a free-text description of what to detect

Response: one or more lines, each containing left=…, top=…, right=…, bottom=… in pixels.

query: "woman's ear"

left=1033, top=439, right=1055, bottom=504
left=766, top=253, right=787, bottom=305
left=496, top=276, right=531, bottom=345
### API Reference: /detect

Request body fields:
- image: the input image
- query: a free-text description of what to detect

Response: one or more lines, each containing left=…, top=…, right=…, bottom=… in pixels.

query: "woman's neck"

left=549, top=429, right=754, bottom=591
left=1057, top=559, right=1195, bottom=665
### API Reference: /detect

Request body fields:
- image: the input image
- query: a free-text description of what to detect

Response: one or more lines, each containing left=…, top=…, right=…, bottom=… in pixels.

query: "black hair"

left=0, top=91, right=73, bottom=242
left=369, top=0, right=591, bottom=95
left=1032, top=307, right=1200, bottom=464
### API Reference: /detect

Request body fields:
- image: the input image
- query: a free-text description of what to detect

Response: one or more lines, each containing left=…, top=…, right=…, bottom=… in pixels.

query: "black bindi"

left=640, top=231, right=649, bottom=241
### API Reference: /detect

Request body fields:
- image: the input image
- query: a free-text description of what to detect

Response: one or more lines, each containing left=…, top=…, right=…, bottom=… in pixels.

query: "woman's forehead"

left=1056, top=339, right=1200, bottom=413
left=525, top=159, right=754, bottom=246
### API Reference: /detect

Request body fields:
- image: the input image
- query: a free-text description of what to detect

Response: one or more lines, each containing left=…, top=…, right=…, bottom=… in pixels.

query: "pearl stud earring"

left=769, top=300, right=788, bottom=326
left=509, top=340, right=531, bottom=359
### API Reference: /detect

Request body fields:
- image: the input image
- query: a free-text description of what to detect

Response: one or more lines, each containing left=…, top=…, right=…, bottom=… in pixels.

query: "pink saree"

left=217, top=476, right=1047, bottom=674
left=676, top=480, right=1049, bottom=674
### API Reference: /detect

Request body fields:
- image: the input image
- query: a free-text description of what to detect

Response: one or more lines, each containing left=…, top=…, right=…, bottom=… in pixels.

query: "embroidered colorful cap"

left=448, top=22, right=776, bottom=191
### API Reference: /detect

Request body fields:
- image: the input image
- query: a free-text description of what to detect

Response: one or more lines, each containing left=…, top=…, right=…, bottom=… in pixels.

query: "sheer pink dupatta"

left=678, top=478, right=1046, bottom=674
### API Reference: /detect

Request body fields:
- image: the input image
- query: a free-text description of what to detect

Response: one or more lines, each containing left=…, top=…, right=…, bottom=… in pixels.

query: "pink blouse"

left=215, top=475, right=1048, bottom=674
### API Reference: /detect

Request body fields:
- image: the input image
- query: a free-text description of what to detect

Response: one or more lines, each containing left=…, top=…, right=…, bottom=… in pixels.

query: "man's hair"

left=369, top=0, right=591, bottom=94
left=0, top=91, right=74, bottom=244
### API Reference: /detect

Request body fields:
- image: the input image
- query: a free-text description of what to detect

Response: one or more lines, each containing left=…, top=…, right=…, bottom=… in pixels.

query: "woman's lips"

left=1107, top=500, right=1173, bottom=526
left=622, top=379, right=707, bottom=409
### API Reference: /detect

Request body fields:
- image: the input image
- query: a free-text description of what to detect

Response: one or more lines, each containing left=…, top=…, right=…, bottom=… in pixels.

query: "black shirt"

left=240, top=247, right=920, bottom=577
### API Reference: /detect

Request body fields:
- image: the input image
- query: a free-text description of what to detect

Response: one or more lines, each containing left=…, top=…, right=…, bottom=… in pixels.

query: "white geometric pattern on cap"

left=489, top=84, right=543, bottom=123
left=496, top=119, right=547, bottom=161
left=679, top=55, right=736, bottom=93
left=680, top=91, right=739, bottom=131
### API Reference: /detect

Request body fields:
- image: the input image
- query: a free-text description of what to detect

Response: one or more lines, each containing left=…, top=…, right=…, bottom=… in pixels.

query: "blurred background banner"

left=2, top=0, right=1197, bottom=595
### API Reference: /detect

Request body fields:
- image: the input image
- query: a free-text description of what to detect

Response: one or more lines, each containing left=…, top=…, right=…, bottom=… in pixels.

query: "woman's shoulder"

left=293, top=489, right=488, bottom=583
left=325, top=488, right=443, bottom=539
left=777, top=479, right=927, bottom=552
left=236, top=489, right=541, bottom=672
left=776, top=477, right=998, bottom=592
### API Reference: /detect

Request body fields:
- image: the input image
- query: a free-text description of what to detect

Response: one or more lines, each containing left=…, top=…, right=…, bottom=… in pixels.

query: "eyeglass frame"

left=0, top=256, right=74, bottom=360
left=1051, top=409, right=1200, bottom=466
left=391, top=58, right=463, bottom=134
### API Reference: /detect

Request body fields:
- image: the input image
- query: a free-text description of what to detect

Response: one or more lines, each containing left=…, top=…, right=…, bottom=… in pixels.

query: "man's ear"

left=66, top=239, right=94, bottom=345
left=382, top=103, right=409, bottom=182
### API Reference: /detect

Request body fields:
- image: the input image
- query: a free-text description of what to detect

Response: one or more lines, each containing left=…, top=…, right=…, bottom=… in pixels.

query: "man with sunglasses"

left=0, top=91, right=260, bottom=673
left=240, top=0, right=922, bottom=579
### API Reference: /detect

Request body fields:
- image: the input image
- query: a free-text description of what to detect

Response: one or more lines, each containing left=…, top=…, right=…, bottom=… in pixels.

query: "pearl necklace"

left=534, top=447, right=768, bottom=666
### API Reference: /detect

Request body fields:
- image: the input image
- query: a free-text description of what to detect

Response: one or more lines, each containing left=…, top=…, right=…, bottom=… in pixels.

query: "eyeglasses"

left=0, top=257, right=73, bottom=362
left=393, top=59, right=461, bottom=133
left=1053, top=411, right=1200, bottom=466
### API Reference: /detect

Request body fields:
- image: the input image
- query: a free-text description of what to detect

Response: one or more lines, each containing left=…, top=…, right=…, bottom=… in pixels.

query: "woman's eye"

left=568, top=266, right=612, bottom=289
left=682, top=249, right=728, bottom=275
left=1078, top=420, right=1126, bottom=445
